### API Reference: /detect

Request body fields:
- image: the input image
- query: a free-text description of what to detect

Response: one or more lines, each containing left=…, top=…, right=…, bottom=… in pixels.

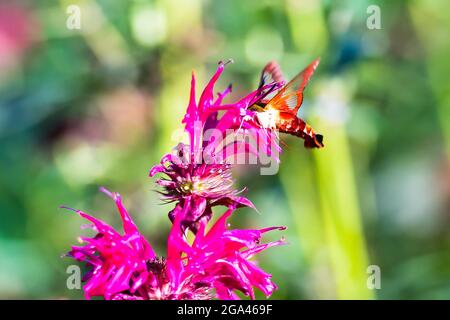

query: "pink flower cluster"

left=64, top=61, right=286, bottom=300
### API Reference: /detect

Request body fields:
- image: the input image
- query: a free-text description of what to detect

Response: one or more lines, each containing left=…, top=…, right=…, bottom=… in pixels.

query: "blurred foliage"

left=0, top=0, right=449, bottom=299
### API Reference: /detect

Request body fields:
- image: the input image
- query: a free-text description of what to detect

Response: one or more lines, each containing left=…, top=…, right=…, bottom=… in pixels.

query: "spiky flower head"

left=64, top=188, right=285, bottom=300
left=150, top=61, right=281, bottom=232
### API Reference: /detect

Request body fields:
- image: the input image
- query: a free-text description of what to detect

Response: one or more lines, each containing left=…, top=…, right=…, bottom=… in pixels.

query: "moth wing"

left=267, top=58, right=319, bottom=114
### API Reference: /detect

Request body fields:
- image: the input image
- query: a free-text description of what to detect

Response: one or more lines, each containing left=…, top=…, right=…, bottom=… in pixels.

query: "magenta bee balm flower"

left=150, top=61, right=282, bottom=232
left=63, top=60, right=288, bottom=300
left=150, top=150, right=255, bottom=232
left=64, top=188, right=285, bottom=300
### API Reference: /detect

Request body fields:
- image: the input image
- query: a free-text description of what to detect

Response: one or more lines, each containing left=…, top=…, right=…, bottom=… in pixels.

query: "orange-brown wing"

left=257, top=61, right=285, bottom=103
left=266, top=58, right=320, bottom=114
left=259, top=61, right=285, bottom=88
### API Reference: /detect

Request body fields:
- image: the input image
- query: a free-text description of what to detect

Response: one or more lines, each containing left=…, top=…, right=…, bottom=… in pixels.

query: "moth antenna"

left=224, top=58, right=234, bottom=66
left=219, top=58, right=234, bottom=66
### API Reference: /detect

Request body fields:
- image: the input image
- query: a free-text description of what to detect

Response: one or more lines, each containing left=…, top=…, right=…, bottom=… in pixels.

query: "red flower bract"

left=62, top=188, right=155, bottom=300
left=64, top=188, right=285, bottom=300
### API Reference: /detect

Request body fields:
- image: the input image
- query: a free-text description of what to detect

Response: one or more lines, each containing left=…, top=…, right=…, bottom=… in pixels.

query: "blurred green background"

left=0, top=0, right=449, bottom=299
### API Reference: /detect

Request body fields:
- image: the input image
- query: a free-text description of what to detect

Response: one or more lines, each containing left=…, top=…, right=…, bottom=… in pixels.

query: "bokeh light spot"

left=245, top=26, right=284, bottom=65
left=131, top=4, right=167, bottom=47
